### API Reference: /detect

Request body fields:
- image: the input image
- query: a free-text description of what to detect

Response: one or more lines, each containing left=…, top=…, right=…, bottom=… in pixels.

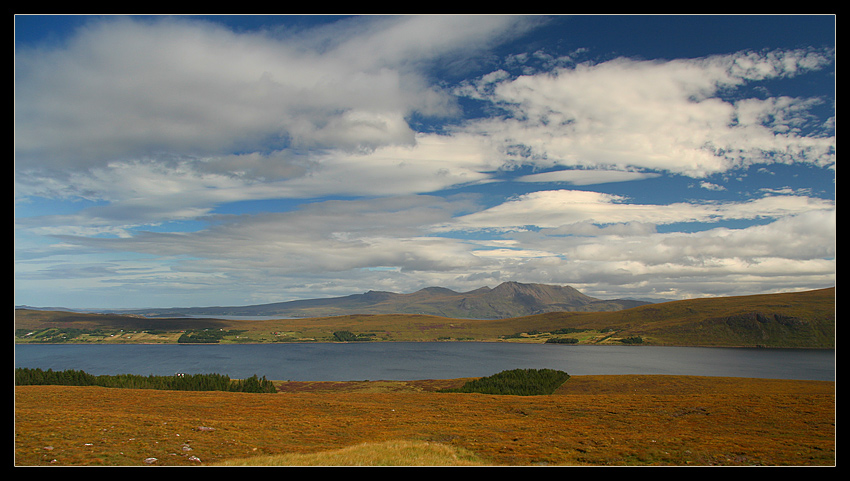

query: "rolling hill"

left=509, top=287, right=836, bottom=348
left=108, top=281, right=651, bottom=320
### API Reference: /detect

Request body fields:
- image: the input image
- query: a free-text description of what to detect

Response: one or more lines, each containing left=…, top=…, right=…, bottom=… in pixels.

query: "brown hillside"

left=512, top=287, right=835, bottom=348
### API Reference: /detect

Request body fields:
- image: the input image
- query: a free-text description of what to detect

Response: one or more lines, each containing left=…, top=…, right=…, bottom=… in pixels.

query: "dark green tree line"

left=332, top=330, right=373, bottom=342
left=15, top=368, right=276, bottom=393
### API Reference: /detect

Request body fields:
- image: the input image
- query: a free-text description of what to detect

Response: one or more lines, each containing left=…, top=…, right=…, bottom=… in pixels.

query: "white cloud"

left=456, top=48, right=835, bottom=177
left=14, top=16, right=541, bottom=174
left=443, top=208, right=835, bottom=300
left=22, top=189, right=832, bottom=303
left=441, top=189, right=835, bottom=231
left=270, top=132, right=502, bottom=198
left=15, top=159, right=282, bottom=237
left=515, top=169, right=661, bottom=185
left=15, top=18, right=834, bottom=217
left=13, top=15, right=534, bottom=230
left=41, top=194, right=483, bottom=274
left=17, top=131, right=503, bottom=236
left=560, top=209, right=835, bottom=264
left=699, top=181, right=726, bottom=191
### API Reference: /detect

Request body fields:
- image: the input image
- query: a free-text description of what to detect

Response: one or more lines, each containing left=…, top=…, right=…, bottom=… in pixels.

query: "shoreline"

left=14, top=339, right=837, bottom=349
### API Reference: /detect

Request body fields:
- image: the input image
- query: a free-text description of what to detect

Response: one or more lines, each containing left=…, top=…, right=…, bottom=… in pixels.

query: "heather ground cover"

left=14, top=375, right=835, bottom=466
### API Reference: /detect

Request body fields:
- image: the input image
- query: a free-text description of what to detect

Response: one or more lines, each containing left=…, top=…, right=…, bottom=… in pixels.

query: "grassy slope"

left=14, top=287, right=835, bottom=348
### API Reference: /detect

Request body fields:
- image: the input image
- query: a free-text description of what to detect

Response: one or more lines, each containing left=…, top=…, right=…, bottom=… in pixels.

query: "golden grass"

left=15, top=375, right=835, bottom=467
left=216, top=440, right=484, bottom=466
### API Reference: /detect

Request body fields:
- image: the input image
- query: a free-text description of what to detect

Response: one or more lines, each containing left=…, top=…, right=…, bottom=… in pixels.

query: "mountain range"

left=111, top=282, right=652, bottom=320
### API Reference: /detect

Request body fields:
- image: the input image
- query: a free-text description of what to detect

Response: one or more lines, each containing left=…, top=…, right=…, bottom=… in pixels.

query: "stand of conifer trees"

left=438, top=368, right=570, bottom=396
left=15, top=367, right=277, bottom=393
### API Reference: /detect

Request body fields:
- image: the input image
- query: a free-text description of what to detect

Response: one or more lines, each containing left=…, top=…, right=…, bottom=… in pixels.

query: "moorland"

left=15, top=374, right=835, bottom=466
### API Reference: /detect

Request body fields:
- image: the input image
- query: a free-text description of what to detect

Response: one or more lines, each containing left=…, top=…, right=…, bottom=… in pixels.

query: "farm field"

left=14, top=375, right=835, bottom=467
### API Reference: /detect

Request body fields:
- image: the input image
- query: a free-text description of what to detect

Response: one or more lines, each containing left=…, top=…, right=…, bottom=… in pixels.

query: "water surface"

left=14, top=343, right=834, bottom=382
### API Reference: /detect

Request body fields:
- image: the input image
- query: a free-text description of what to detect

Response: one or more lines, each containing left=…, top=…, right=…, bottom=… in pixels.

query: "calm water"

left=14, top=343, right=834, bottom=382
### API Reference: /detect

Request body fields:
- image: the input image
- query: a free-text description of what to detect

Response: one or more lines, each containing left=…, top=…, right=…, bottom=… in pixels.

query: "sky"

left=14, top=15, right=835, bottom=309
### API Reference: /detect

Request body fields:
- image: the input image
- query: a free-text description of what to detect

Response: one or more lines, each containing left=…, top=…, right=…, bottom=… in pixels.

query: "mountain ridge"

left=97, top=282, right=652, bottom=320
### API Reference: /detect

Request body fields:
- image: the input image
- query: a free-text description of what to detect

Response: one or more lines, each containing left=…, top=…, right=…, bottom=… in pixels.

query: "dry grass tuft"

left=216, top=439, right=484, bottom=466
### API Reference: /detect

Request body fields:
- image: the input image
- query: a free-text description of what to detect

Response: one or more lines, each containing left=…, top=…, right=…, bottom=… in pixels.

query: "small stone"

left=144, top=457, right=158, bottom=464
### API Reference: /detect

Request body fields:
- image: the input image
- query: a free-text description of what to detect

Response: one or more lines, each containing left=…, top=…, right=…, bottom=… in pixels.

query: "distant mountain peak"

left=113, top=282, right=650, bottom=320
left=491, top=281, right=592, bottom=299
left=414, top=286, right=459, bottom=295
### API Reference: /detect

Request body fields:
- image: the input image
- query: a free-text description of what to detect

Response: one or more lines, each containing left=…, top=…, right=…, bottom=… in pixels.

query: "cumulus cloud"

left=15, top=17, right=834, bottom=216
left=13, top=15, right=534, bottom=231
left=455, top=48, right=835, bottom=176
left=14, top=15, right=540, bottom=174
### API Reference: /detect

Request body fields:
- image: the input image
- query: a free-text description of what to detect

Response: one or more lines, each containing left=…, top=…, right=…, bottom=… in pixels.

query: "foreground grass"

left=15, top=375, right=835, bottom=467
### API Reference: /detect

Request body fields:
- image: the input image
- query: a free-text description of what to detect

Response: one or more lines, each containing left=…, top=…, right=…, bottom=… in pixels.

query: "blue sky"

left=14, top=15, right=835, bottom=309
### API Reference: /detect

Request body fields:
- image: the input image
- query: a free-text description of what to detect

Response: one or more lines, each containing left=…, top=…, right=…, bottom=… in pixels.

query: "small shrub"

left=545, top=337, right=579, bottom=344
left=333, top=330, right=372, bottom=342
left=619, top=336, right=644, bottom=344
